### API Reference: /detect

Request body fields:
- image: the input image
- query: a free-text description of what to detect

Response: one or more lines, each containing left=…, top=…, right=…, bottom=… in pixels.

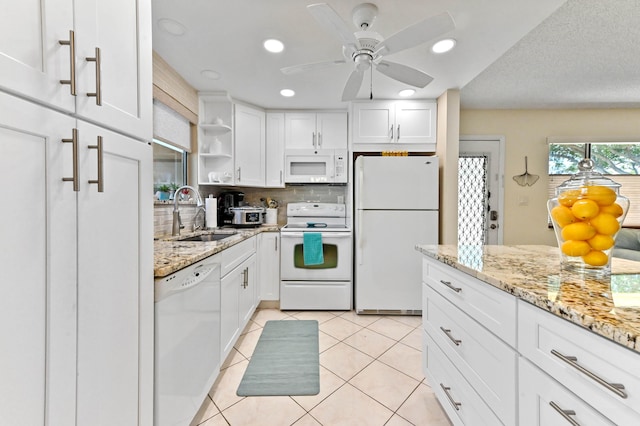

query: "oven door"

left=280, top=231, right=352, bottom=281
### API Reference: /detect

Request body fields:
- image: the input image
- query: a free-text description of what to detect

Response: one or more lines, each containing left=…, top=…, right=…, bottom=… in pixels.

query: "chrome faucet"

left=172, top=185, right=204, bottom=236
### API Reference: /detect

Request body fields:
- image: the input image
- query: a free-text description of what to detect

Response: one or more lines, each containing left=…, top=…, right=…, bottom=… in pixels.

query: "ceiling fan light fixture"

left=280, top=89, right=295, bottom=97
left=398, top=89, right=416, bottom=97
left=432, top=38, right=456, bottom=54
left=354, top=53, right=372, bottom=71
left=263, top=38, right=284, bottom=53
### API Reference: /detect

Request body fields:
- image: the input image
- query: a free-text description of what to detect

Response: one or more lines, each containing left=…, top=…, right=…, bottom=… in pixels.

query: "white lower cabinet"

left=0, top=91, right=153, bottom=426
left=258, top=232, right=280, bottom=301
left=519, top=358, right=616, bottom=426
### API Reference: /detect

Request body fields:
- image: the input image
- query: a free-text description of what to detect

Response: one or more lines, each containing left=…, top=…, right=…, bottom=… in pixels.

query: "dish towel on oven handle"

left=303, top=232, right=324, bottom=265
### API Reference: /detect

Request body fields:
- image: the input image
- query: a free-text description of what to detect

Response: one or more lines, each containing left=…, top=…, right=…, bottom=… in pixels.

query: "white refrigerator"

left=354, top=155, right=439, bottom=314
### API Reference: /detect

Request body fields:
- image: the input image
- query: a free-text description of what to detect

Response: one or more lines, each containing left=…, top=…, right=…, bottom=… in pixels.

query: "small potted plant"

left=169, top=182, right=180, bottom=200
left=156, top=184, right=171, bottom=201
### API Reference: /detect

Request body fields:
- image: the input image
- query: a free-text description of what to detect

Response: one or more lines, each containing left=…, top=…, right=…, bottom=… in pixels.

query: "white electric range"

left=280, top=203, right=352, bottom=310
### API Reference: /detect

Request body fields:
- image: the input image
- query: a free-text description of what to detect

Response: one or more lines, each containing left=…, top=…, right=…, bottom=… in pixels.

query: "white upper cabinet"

left=285, top=112, right=347, bottom=151
left=352, top=100, right=436, bottom=149
left=265, top=112, right=285, bottom=188
left=234, top=103, right=265, bottom=187
left=0, top=0, right=152, bottom=141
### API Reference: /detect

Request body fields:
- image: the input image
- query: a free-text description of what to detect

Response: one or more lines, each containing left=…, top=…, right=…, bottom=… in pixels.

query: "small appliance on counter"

left=217, top=191, right=264, bottom=227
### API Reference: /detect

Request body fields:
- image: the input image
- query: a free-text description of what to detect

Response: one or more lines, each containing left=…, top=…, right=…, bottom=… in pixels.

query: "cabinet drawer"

left=423, top=331, right=502, bottom=426
left=519, top=358, right=615, bottom=426
left=219, top=237, right=256, bottom=277
left=422, top=259, right=516, bottom=345
left=518, top=300, right=640, bottom=425
left=423, top=284, right=517, bottom=425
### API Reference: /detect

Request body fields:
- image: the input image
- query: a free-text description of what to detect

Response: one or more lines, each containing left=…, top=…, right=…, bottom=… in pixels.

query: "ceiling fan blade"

left=374, top=11, right=455, bottom=56
left=375, top=60, right=433, bottom=88
left=341, top=69, right=364, bottom=101
left=281, top=59, right=346, bottom=75
left=307, top=3, right=357, bottom=47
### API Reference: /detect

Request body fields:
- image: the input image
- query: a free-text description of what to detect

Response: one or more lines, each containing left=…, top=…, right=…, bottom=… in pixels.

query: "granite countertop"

left=154, top=225, right=280, bottom=278
left=415, top=244, right=640, bottom=353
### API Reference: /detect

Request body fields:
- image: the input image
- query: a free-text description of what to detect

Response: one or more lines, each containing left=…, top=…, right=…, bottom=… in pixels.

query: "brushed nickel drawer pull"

left=440, top=326, right=462, bottom=346
left=551, top=349, right=627, bottom=399
left=389, top=126, right=394, bottom=141
left=549, top=401, right=580, bottom=425
left=397, top=124, right=401, bottom=140
left=439, top=279, right=462, bottom=293
left=439, top=383, right=461, bottom=411
left=62, top=128, right=79, bottom=191
left=86, top=47, right=102, bottom=105
left=87, top=136, right=104, bottom=192
left=58, top=30, right=76, bottom=95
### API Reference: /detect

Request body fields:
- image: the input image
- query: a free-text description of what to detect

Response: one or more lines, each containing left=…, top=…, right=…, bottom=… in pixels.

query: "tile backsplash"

left=154, top=184, right=348, bottom=238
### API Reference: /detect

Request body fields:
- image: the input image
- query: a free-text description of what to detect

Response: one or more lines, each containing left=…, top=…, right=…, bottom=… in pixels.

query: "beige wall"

left=436, top=90, right=460, bottom=244
left=460, top=108, right=640, bottom=246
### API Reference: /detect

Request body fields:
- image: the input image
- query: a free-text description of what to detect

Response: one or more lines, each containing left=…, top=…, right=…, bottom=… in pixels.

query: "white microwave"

left=284, top=149, right=348, bottom=183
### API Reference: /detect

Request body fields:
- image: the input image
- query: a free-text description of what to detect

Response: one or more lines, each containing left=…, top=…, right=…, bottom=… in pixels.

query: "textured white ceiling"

left=151, top=0, right=640, bottom=110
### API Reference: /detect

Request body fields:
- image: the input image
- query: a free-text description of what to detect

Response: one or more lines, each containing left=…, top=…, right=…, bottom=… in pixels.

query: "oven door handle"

left=280, top=232, right=352, bottom=238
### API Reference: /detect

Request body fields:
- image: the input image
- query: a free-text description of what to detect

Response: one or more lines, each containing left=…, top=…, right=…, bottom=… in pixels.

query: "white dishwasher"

left=154, top=258, right=221, bottom=426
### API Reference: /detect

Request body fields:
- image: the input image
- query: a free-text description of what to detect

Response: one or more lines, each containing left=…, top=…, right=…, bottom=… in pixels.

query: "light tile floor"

left=190, top=308, right=452, bottom=426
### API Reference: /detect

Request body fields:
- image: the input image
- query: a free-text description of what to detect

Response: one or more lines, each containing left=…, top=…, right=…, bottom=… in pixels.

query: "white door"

left=355, top=156, right=439, bottom=210
left=265, top=112, right=285, bottom=187
left=352, top=101, right=395, bottom=144
left=238, top=254, right=258, bottom=325
left=220, top=267, right=241, bottom=361
left=76, top=121, right=153, bottom=426
left=285, top=113, right=316, bottom=149
left=0, top=1, right=75, bottom=112
left=234, top=104, right=265, bottom=186
left=259, top=233, right=281, bottom=300
left=395, top=101, right=437, bottom=144
left=355, top=210, right=438, bottom=312
left=459, top=138, right=504, bottom=245
left=316, top=112, right=347, bottom=149
left=0, top=94, right=77, bottom=426
left=74, top=0, right=152, bottom=140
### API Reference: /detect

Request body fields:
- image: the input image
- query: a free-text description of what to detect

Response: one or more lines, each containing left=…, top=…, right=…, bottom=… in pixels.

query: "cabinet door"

left=316, top=112, right=347, bottom=149
left=0, top=93, right=77, bottom=426
left=221, top=269, right=241, bottom=362
left=285, top=113, right=317, bottom=149
left=238, top=254, right=258, bottom=326
left=352, top=102, right=395, bottom=144
left=258, top=233, right=281, bottom=301
left=234, top=104, right=265, bottom=186
left=0, top=0, right=75, bottom=112
left=265, top=112, right=285, bottom=187
left=395, top=101, right=437, bottom=144
left=76, top=121, right=153, bottom=426
left=74, top=0, right=152, bottom=140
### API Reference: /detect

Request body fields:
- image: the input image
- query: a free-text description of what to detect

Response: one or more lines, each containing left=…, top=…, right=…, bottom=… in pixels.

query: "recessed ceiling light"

left=158, top=18, right=186, bottom=36
left=432, top=38, right=456, bottom=54
left=201, top=70, right=221, bottom=80
left=280, top=89, right=295, bottom=97
left=264, top=39, right=284, bottom=53
left=398, top=89, right=415, bottom=97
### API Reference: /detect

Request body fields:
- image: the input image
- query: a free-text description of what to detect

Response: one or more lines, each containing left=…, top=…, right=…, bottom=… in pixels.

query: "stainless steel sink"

left=179, top=233, right=235, bottom=242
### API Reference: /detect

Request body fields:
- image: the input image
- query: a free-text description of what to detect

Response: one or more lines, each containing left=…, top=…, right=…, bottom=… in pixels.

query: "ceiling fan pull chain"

left=369, top=65, right=373, bottom=100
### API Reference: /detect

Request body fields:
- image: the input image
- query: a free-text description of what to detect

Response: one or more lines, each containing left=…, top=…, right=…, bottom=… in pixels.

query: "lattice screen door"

left=458, top=155, right=489, bottom=245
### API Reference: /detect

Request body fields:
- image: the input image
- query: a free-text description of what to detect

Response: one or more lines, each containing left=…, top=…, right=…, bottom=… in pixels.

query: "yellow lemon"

left=599, top=203, right=624, bottom=218
left=589, top=213, right=620, bottom=236
left=561, top=240, right=592, bottom=257
left=582, top=185, right=617, bottom=206
left=582, top=250, right=609, bottom=266
left=587, top=234, right=615, bottom=251
left=570, top=199, right=600, bottom=220
left=551, top=205, right=577, bottom=227
left=561, top=222, right=597, bottom=241
left=558, top=189, right=581, bottom=207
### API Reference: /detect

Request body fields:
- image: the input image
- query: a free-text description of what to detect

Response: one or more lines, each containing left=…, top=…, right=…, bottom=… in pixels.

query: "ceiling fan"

left=281, top=2, right=455, bottom=101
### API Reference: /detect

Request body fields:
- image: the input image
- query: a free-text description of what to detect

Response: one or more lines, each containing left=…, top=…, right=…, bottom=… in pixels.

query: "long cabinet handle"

left=439, top=279, right=462, bottom=293
left=86, top=47, right=102, bottom=105
left=88, top=136, right=104, bottom=192
left=440, top=326, right=462, bottom=346
left=397, top=124, right=401, bottom=140
left=550, top=349, right=627, bottom=399
left=312, top=132, right=316, bottom=148
left=62, top=128, right=79, bottom=191
left=280, top=170, right=283, bottom=184
left=237, top=167, right=241, bottom=182
left=389, top=126, right=394, bottom=141
left=439, top=383, right=462, bottom=411
left=549, top=401, right=580, bottom=426
left=58, top=30, right=76, bottom=96
left=318, top=132, right=322, bottom=147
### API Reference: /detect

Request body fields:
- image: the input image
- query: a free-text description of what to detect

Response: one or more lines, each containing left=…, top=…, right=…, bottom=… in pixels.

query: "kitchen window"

left=548, top=140, right=640, bottom=227
left=153, top=99, right=191, bottom=194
